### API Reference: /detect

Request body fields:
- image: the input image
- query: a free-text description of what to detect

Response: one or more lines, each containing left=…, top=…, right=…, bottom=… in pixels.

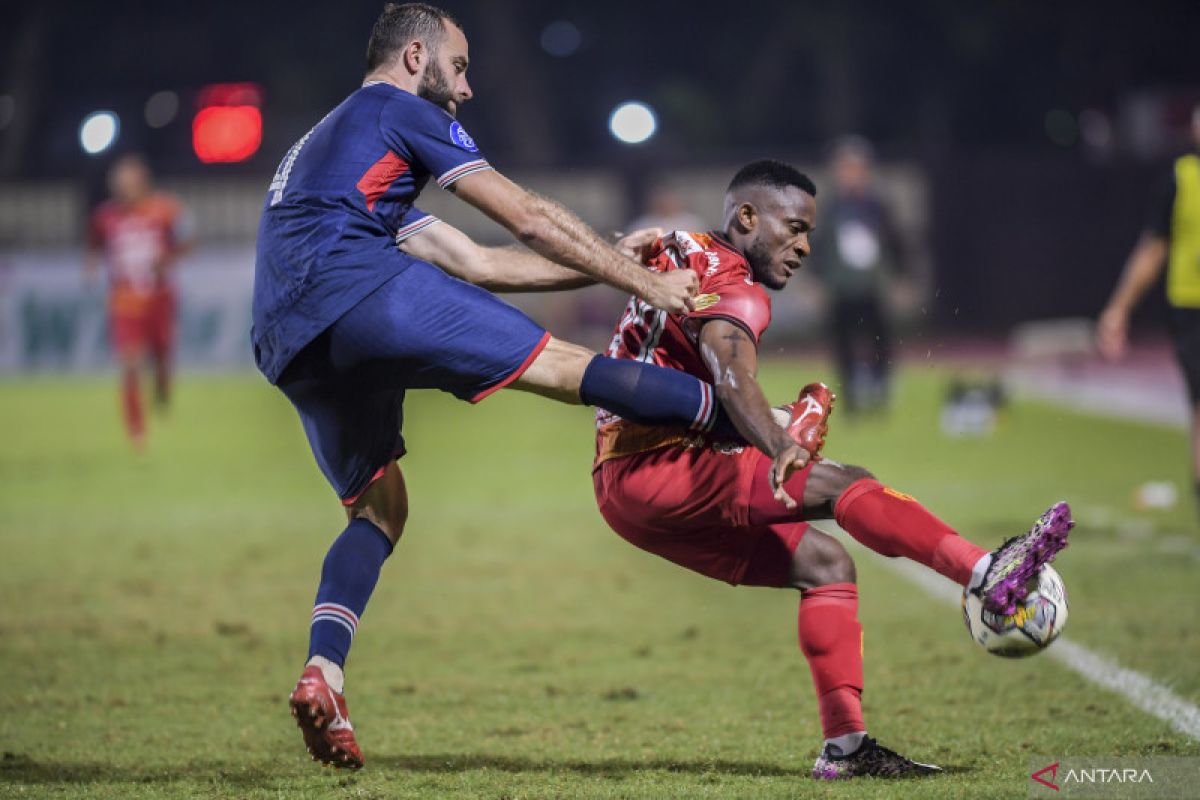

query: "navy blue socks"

left=308, top=518, right=394, bottom=668
left=579, top=355, right=734, bottom=435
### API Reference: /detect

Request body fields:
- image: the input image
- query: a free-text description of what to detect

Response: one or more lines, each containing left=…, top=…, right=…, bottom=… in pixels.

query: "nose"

left=795, top=235, right=810, bottom=259
left=458, top=77, right=473, bottom=102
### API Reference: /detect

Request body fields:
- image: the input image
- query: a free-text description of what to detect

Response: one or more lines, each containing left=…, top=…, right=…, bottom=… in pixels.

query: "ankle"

left=825, top=731, right=867, bottom=757
left=306, top=655, right=345, bottom=693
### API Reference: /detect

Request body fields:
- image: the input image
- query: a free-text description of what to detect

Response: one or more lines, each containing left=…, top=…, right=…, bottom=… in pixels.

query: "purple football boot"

left=976, top=501, right=1073, bottom=616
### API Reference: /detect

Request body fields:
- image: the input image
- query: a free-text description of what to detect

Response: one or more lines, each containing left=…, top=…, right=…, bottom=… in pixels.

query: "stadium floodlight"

left=609, top=101, right=657, bottom=145
left=80, top=111, right=119, bottom=155
left=144, top=91, right=179, bottom=129
left=192, top=82, right=264, bottom=163
left=540, top=20, right=581, bottom=57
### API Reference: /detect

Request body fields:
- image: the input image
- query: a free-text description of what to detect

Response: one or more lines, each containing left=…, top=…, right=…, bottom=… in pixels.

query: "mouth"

left=783, top=260, right=802, bottom=275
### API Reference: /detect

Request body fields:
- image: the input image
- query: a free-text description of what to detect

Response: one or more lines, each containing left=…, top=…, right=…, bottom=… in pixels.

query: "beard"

left=744, top=238, right=785, bottom=290
left=417, top=63, right=456, bottom=115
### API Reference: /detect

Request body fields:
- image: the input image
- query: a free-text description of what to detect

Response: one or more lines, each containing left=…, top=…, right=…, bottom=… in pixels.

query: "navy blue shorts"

left=277, top=258, right=550, bottom=502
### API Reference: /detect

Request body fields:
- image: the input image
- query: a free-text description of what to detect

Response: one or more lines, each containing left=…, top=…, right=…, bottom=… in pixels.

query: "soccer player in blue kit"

left=254, top=3, right=810, bottom=768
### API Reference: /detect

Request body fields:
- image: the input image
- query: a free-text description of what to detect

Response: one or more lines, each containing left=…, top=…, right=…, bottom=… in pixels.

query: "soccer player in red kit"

left=86, top=154, right=194, bottom=449
left=592, top=160, right=1073, bottom=779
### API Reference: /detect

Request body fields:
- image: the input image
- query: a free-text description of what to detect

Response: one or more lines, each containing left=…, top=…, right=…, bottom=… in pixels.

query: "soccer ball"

left=960, top=565, right=1068, bottom=657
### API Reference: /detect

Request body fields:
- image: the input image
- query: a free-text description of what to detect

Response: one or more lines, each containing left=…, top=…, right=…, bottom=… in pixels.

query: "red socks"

left=834, top=478, right=987, bottom=587
left=121, top=369, right=144, bottom=446
left=798, top=582, right=864, bottom=739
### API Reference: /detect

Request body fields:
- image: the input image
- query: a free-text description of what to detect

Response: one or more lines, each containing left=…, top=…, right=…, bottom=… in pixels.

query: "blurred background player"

left=812, top=136, right=908, bottom=415
left=592, top=160, right=1072, bottom=779
left=1097, top=103, right=1200, bottom=514
left=626, top=183, right=705, bottom=235
left=85, top=154, right=194, bottom=449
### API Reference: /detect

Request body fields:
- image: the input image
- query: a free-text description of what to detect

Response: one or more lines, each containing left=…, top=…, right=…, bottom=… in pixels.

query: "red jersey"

left=596, top=230, right=771, bottom=464
left=88, top=193, right=189, bottom=313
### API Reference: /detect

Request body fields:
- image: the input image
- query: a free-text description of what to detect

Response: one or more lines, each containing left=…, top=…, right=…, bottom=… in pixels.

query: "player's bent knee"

left=788, top=528, right=857, bottom=590
left=839, top=463, right=874, bottom=485
left=345, top=463, right=409, bottom=545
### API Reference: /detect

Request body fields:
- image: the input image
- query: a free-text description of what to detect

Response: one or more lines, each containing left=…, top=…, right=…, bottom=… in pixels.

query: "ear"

left=401, top=40, right=425, bottom=75
left=735, top=202, right=757, bottom=233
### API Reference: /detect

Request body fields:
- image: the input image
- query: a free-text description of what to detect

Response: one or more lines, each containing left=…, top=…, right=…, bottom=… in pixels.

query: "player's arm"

left=156, top=204, right=196, bottom=277
left=399, top=218, right=595, bottom=292
left=698, top=318, right=810, bottom=508
left=450, top=170, right=697, bottom=312
left=1097, top=232, right=1168, bottom=360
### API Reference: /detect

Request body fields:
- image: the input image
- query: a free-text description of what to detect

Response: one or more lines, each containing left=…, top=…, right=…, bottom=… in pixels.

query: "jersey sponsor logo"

left=704, top=251, right=721, bottom=275
left=692, top=292, right=720, bottom=310
left=450, top=121, right=478, bottom=152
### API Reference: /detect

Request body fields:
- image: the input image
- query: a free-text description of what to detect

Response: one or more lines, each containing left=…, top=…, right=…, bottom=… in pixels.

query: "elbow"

left=507, top=193, right=549, bottom=247
left=511, top=213, right=544, bottom=248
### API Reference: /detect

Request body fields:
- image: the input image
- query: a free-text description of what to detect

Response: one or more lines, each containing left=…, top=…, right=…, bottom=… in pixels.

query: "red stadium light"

left=192, top=82, right=263, bottom=163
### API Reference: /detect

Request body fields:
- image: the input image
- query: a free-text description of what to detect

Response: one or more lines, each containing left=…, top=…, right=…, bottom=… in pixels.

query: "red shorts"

left=110, top=289, right=175, bottom=359
left=593, top=445, right=813, bottom=587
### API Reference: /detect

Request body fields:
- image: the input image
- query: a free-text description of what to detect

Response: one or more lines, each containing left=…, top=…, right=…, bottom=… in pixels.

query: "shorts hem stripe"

left=470, top=330, right=552, bottom=404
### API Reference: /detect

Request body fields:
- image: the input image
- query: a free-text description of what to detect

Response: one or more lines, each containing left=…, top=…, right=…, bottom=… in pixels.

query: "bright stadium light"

left=80, top=111, right=119, bottom=155
left=609, top=101, right=657, bottom=145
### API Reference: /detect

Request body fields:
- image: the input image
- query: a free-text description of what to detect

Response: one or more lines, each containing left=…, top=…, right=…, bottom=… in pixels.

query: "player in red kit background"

left=592, top=160, right=1073, bottom=780
left=86, top=154, right=194, bottom=449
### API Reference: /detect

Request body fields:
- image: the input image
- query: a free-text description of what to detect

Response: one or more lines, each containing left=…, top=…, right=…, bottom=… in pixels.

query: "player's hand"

left=614, top=227, right=663, bottom=261
left=1096, top=306, right=1128, bottom=361
left=643, top=269, right=699, bottom=314
left=769, top=444, right=811, bottom=510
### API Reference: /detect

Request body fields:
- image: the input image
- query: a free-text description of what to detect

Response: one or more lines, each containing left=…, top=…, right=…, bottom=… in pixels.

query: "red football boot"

left=288, top=665, right=364, bottom=769
left=785, top=382, right=836, bottom=458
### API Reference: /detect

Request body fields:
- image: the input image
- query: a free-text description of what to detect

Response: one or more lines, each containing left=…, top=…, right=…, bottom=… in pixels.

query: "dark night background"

left=2, top=0, right=1199, bottom=332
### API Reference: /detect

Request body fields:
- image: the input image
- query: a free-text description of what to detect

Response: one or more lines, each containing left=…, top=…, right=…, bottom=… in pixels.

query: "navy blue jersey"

left=252, top=81, right=491, bottom=382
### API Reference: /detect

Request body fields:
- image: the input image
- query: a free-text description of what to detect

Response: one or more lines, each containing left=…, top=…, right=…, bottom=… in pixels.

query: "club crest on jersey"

left=693, top=292, right=720, bottom=310
left=450, top=122, right=478, bottom=152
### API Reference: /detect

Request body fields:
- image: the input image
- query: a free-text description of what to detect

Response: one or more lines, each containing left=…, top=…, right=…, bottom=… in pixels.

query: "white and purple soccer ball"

left=961, top=565, right=1068, bottom=657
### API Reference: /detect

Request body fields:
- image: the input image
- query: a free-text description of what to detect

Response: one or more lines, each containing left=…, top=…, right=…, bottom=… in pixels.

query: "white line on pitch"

left=826, top=527, right=1200, bottom=741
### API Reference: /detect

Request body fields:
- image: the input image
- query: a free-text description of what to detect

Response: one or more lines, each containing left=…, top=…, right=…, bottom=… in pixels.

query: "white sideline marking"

left=849, top=543, right=1200, bottom=741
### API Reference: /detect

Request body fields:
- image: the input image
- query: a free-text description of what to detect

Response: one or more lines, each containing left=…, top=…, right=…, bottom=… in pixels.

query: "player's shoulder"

left=669, top=230, right=753, bottom=282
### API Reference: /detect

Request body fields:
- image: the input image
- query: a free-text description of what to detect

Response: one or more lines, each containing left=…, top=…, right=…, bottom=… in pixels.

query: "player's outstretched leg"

left=812, top=465, right=1071, bottom=616
left=289, top=464, right=407, bottom=769
left=778, top=528, right=942, bottom=779
left=514, top=338, right=735, bottom=433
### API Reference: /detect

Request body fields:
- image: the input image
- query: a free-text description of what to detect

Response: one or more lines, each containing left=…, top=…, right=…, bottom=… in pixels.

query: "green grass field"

left=2, top=364, right=1198, bottom=799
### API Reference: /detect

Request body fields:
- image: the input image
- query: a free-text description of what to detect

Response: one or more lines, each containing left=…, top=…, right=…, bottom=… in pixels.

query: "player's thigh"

left=330, top=259, right=549, bottom=403
left=277, top=345, right=407, bottom=507
left=110, top=312, right=147, bottom=367
left=149, top=290, right=176, bottom=358
left=594, top=450, right=767, bottom=586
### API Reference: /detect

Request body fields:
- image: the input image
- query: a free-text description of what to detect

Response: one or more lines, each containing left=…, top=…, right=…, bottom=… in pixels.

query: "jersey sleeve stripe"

left=436, top=159, right=492, bottom=188
left=394, top=215, right=441, bottom=243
